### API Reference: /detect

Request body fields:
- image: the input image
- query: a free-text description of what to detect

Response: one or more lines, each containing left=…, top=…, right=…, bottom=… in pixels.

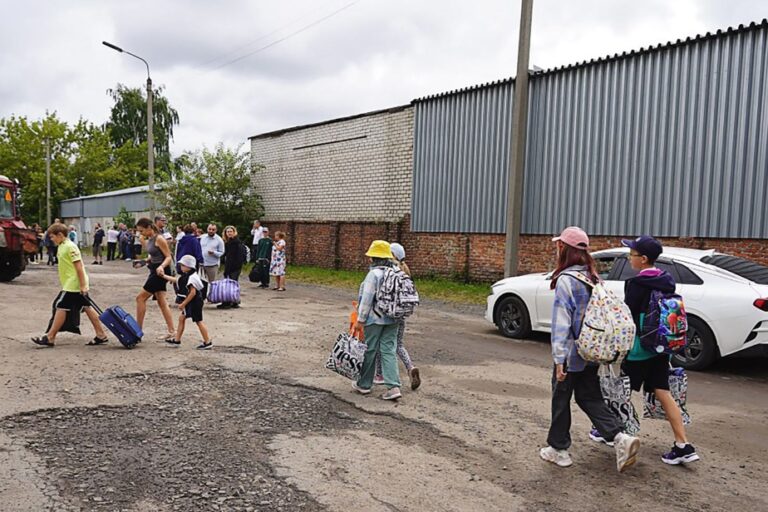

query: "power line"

left=198, top=0, right=337, bottom=69
left=208, top=0, right=364, bottom=72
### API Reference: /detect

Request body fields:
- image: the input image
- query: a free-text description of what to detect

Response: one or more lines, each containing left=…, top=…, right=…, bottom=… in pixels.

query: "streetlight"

left=102, top=40, right=155, bottom=216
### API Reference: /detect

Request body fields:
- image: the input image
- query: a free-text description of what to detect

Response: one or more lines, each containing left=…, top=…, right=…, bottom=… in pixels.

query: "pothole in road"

left=2, top=369, right=362, bottom=511
left=1, top=367, right=526, bottom=511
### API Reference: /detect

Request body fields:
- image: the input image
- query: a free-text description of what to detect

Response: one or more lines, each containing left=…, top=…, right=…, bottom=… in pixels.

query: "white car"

left=486, top=247, right=768, bottom=370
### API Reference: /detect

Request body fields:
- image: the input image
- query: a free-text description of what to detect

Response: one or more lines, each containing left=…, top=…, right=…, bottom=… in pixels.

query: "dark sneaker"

left=589, top=428, right=615, bottom=447
left=409, top=367, right=421, bottom=391
left=662, top=444, right=700, bottom=465
left=196, top=342, right=213, bottom=350
left=165, top=339, right=181, bottom=347
left=216, top=303, right=231, bottom=309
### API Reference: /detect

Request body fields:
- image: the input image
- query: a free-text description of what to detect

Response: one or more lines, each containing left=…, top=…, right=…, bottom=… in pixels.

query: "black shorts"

left=143, top=265, right=169, bottom=294
left=55, top=291, right=90, bottom=311
left=623, top=354, right=671, bottom=392
left=182, top=299, right=204, bottom=323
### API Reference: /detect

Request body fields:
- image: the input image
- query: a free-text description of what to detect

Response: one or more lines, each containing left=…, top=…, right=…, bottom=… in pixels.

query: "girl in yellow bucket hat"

left=351, top=240, right=402, bottom=400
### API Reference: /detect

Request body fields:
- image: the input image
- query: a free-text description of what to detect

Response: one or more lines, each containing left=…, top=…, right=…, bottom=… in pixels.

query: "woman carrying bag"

left=219, top=225, right=246, bottom=309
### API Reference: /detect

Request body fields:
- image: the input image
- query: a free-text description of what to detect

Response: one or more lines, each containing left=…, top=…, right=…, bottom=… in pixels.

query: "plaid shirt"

left=551, top=265, right=593, bottom=372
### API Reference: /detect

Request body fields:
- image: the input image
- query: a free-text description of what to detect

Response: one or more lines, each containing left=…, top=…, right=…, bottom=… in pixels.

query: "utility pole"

left=45, top=138, right=51, bottom=227
left=146, top=77, right=155, bottom=217
left=102, top=40, right=155, bottom=216
left=504, top=0, right=534, bottom=277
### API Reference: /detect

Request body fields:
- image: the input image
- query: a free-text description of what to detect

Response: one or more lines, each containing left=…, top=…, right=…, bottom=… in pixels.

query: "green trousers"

left=357, top=323, right=401, bottom=390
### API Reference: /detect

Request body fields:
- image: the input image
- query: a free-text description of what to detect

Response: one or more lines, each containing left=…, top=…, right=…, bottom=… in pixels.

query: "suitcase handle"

left=84, top=294, right=104, bottom=316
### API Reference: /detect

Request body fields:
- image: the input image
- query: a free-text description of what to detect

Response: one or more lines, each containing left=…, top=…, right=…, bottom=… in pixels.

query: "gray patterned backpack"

left=374, top=267, right=420, bottom=319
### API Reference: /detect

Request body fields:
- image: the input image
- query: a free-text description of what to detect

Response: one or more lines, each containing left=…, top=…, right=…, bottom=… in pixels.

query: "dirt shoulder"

left=1, top=263, right=766, bottom=511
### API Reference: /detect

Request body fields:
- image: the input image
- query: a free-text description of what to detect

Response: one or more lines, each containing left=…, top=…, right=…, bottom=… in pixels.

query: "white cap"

left=390, top=242, right=405, bottom=261
left=178, top=255, right=197, bottom=269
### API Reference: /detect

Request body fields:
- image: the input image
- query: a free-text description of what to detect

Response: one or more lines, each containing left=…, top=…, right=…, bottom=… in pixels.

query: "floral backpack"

left=562, top=271, right=636, bottom=364
left=639, top=291, right=688, bottom=354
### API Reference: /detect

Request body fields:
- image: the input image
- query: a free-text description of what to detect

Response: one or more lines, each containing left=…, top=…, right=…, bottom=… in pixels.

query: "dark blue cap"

left=621, top=236, right=662, bottom=261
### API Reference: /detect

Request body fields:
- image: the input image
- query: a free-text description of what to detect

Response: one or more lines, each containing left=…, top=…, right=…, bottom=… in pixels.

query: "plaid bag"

left=599, top=372, right=640, bottom=435
left=643, top=366, right=692, bottom=424
left=325, top=333, right=367, bottom=381
left=207, top=278, right=240, bottom=304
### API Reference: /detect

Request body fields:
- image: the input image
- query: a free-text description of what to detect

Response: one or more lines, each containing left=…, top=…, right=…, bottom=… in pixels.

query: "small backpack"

left=562, top=271, right=636, bottom=364
left=640, top=290, right=687, bottom=354
left=374, top=267, right=420, bottom=319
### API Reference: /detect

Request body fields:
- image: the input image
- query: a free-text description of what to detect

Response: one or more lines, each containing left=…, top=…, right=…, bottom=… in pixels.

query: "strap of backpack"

left=561, top=270, right=595, bottom=288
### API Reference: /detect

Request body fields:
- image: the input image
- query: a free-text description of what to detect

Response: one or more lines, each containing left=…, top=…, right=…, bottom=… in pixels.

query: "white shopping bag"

left=643, top=367, right=692, bottom=425
left=325, top=333, right=367, bottom=381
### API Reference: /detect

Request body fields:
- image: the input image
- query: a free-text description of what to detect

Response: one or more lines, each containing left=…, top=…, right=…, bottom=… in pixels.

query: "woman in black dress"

left=220, top=225, right=246, bottom=309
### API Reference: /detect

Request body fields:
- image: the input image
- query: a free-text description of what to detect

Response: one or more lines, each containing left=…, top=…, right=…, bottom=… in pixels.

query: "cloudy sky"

left=1, top=0, right=765, bottom=155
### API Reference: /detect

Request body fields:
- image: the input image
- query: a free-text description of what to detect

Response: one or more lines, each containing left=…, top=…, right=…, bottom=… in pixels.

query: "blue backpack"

left=639, top=290, right=688, bottom=354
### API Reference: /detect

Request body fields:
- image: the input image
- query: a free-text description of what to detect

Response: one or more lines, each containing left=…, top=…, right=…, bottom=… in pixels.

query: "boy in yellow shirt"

left=32, top=223, right=108, bottom=347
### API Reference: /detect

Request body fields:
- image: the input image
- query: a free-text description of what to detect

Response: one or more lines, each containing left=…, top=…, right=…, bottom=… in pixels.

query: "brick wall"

left=256, top=216, right=768, bottom=283
left=250, top=106, right=413, bottom=223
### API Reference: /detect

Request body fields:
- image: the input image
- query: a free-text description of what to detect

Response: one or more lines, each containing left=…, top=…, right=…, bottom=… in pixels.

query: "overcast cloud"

left=1, top=0, right=765, bottom=154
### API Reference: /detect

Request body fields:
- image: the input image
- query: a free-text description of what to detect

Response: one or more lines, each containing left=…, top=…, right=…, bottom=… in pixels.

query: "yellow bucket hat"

left=365, top=240, right=393, bottom=259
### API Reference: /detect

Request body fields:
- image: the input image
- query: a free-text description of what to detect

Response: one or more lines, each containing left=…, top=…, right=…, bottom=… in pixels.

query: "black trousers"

left=546, top=364, right=622, bottom=450
left=257, top=259, right=270, bottom=287
left=107, top=242, right=117, bottom=261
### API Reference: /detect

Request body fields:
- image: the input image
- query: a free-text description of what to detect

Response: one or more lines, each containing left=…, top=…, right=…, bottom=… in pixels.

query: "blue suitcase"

left=87, top=297, right=143, bottom=349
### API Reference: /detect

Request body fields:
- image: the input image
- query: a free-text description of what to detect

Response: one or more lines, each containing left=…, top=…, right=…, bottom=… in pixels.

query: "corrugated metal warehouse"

left=251, top=19, right=767, bottom=279
left=412, top=19, right=768, bottom=238
left=60, top=186, right=158, bottom=246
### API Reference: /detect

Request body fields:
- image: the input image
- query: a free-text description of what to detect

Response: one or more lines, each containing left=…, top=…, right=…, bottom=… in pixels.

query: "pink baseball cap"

left=552, top=226, right=589, bottom=249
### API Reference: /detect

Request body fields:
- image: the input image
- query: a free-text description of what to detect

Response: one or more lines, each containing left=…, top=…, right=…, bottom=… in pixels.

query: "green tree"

left=160, top=143, right=261, bottom=235
left=0, top=113, right=151, bottom=224
left=0, top=113, right=75, bottom=224
left=113, top=205, right=135, bottom=228
left=105, top=83, right=179, bottom=180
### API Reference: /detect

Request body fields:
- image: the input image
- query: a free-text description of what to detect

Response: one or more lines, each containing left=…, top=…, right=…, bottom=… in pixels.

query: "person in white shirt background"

left=200, top=223, right=225, bottom=283
left=251, top=220, right=264, bottom=263
left=106, top=226, right=119, bottom=261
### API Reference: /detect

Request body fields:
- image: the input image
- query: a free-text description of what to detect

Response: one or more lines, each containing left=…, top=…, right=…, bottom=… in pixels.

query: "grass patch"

left=286, top=265, right=489, bottom=305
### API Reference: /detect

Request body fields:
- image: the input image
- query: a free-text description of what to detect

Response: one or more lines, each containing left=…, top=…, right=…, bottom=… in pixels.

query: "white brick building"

left=249, top=105, right=413, bottom=223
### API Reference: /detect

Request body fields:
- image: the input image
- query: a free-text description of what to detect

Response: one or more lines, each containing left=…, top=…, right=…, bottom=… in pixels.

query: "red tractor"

left=0, top=175, right=38, bottom=282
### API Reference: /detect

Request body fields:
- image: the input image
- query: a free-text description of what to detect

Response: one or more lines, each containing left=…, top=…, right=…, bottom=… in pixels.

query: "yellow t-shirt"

left=58, top=239, right=87, bottom=292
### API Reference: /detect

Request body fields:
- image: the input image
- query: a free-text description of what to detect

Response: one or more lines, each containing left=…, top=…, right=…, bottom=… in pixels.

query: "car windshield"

left=0, top=186, right=13, bottom=218
left=700, top=254, right=768, bottom=285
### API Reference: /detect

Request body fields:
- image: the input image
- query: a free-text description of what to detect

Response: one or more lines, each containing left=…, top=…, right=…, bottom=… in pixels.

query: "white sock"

left=675, top=441, right=687, bottom=449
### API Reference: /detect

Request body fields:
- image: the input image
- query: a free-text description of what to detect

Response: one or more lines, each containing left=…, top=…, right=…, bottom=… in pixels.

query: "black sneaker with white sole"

left=662, top=444, right=700, bottom=465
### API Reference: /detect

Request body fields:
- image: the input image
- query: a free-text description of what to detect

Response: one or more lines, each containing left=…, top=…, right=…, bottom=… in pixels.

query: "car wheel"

left=495, top=295, right=532, bottom=339
left=672, top=316, right=718, bottom=371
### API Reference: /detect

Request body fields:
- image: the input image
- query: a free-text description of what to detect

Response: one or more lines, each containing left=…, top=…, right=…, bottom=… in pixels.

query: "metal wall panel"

left=412, top=21, right=768, bottom=238
left=61, top=191, right=153, bottom=219
left=412, top=81, right=514, bottom=233
left=60, top=199, right=82, bottom=218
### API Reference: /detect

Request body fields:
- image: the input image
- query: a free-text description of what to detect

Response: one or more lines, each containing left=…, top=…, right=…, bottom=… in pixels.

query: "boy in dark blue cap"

left=614, top=236, right=699, bottom=465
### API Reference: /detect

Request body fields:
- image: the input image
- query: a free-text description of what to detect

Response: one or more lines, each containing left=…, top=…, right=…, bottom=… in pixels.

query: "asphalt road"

left=0, top=262, right=766, bottom=511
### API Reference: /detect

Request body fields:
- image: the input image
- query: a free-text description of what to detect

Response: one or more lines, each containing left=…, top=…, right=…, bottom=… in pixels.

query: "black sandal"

left=32, top=335, right=54, bottom=347
left=87, top=336, right=109, bottom=346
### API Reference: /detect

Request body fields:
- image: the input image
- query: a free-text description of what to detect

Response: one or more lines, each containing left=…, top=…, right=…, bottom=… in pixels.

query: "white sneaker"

left=614, top=433, right=640, bottom=472
left=539, top=446, right=572, bottom=467
left=381, top=387, right=402, bottom=400
left=351, top=382, right=371, bottom=395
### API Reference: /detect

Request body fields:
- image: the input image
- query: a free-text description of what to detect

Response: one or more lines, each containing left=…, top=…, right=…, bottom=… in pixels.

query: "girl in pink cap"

left=540, top=226, right=641, bottom=472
